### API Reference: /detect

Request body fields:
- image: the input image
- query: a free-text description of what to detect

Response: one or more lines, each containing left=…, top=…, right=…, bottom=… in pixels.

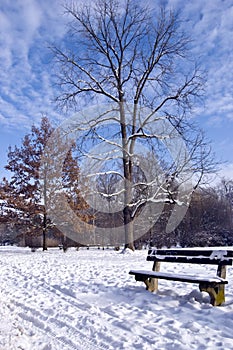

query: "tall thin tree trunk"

left=119, top=102, right=135, bottom=250
left=123, top=208, right=134, bottom=250
left=43, top=172, right=48, bottom=251
left=42, top=212, right=47, bottom=251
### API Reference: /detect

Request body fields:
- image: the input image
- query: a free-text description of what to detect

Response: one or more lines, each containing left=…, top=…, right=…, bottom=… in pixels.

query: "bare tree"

left=52, top=0, right=214, bottom=250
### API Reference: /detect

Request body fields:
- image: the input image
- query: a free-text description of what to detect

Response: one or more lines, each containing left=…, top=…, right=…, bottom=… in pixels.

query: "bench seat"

left=129, top=269, right=228, bottom=285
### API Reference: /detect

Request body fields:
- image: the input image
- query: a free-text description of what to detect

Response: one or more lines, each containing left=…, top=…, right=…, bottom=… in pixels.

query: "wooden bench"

left=129, top=248, right=233, bottom=306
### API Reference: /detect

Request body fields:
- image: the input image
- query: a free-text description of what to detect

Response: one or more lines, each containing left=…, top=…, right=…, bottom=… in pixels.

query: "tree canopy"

left=50, top=0, right=216, bottom=250
left=0, top=117, right=89, bottom=250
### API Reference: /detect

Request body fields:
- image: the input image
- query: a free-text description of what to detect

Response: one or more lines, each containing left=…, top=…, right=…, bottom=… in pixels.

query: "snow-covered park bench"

left=129, top=248, right=233, bottom=306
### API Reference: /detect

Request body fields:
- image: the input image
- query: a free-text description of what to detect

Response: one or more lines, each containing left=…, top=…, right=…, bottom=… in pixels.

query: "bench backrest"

left=147, top=248, right=233, bottom=265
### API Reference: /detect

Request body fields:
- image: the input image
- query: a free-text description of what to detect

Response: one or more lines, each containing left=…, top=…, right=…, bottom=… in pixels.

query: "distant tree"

left=1, top=117, right=89, bottom=250
left=218, top=178, right=233, bottom=226
left=175, top=185, right=233, bottom=247
left=56, top=146, right=90, bottom=251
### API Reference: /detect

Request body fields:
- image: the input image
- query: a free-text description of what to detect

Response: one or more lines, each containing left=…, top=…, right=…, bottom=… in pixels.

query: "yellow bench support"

left=200, top=264, right=227, bottom=306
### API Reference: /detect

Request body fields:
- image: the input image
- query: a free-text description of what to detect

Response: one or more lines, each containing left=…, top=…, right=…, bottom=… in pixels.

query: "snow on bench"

left=129, top=248, right=233, bottom=306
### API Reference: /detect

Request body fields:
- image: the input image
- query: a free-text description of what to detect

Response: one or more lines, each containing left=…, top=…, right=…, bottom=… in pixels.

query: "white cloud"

left=1, top=0, right=232, bottom=129
left=0, top=0, right=232, bottom=181
left=166, top=0, right=233, bottom=126
left=0, top=0, right=69, bottom=132
left=215, top=163, right=233, bottom=183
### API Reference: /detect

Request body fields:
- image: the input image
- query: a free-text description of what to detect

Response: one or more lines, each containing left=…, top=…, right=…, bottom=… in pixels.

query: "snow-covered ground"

left=1, top=246, right=233, bottom=350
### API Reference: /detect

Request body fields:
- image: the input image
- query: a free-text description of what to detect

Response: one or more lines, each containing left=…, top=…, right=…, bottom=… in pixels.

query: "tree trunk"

left=123, top=207, right=135, bottom=250
left=42, top=212, right=47, bottom=251
left=119, top=102, right=135, bottom=250
left=62, top=235, right=68, bottom=252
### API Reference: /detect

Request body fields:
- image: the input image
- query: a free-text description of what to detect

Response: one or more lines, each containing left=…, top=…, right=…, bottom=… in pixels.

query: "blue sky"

left=0, top=0, right=232, bottom=183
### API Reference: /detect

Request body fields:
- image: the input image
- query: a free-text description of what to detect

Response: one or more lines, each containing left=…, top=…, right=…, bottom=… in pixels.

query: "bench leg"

left=144, top=262, right=161, bottom=292
left=199, top=282, right=225, bottom=306
left=217, top=264, right=226, bottom=279
left=200, top=264, right=227, bottom=306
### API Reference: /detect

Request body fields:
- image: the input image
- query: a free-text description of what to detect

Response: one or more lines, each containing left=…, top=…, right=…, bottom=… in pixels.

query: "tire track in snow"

left=0, top=253, right=160, bottom=349
left=0, top=259, right=114, bottom=350
left=0, top=259, right=133, bottom=349
left=16, top=307, right=98, bottom=350
left=2, top=288, right=110, bottom=350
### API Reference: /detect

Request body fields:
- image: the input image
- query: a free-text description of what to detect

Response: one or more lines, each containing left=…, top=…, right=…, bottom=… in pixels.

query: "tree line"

left=136, top=181, right=233, bottom=248
left=0, top=116, right=232, bottom=249
left=1, top=0, right=231, bottom=250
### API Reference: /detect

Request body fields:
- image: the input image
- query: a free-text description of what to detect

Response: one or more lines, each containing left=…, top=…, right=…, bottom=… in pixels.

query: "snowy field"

left=1, top=246, right=233, bottom=350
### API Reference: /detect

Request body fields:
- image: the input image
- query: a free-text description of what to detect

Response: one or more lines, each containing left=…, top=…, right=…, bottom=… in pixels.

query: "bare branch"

left=51, top=0, right=216, bottom=249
